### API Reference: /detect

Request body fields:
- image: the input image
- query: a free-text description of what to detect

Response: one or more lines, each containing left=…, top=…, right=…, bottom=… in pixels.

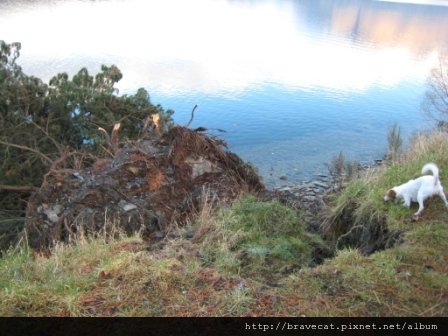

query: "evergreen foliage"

left=0, top=41, right=173, bottom=248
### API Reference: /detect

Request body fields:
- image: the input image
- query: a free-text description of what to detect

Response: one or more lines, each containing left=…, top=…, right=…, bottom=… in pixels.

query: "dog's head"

left=384, top=189, right=397, bottom=202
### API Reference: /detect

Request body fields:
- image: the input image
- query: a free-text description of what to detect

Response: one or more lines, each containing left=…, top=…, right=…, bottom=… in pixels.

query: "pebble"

left=313, top=181, right=329, bottom=189
left=270, top=173, right=336, bottom=222
left=303, top=195, right=317, bottom=202
left=119, top=200, right=138, bottom=212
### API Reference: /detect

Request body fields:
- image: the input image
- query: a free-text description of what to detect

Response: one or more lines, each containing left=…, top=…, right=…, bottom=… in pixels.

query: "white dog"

left=384, top=163, right=448, bottom=217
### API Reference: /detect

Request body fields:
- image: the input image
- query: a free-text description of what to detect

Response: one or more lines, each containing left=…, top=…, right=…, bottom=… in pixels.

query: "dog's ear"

left=387, top=189, right=396, bottom=200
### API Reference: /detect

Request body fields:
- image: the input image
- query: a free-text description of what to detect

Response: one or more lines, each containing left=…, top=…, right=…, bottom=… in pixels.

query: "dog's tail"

left=422, top=163, right=440, bottom=185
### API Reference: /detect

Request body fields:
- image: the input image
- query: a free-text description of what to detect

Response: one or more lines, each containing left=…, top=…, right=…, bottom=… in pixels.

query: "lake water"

left=1, top=0, right=448, bottom=187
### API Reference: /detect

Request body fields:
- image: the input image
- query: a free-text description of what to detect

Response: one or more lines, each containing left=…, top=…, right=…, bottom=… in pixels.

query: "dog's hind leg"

left=414, top=193, right=425, bottom=217
left=438, top=190, right=448, bottom=209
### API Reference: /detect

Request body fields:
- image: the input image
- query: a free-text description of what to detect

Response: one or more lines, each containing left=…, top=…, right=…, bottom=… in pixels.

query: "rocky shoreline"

left=267, top=175, right=334, bottom=231
left=274, top=176, right=333, bottom=204
left=265, top=159, right=384, bottom=230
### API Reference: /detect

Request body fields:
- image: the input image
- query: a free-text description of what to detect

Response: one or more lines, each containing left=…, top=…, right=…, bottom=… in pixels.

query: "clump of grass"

left=329, top=151, right=346, bottom=178
left=195, top=196, right=326, bottom=280
left=0, top=234, right=117, bottom=316
left=0, top=209, right=24, bottom=251
left=322, top=179, right=370, bottom=239
left=406, top=130, right=448, bottom=165
left=328, top=151, right=362, bottom=188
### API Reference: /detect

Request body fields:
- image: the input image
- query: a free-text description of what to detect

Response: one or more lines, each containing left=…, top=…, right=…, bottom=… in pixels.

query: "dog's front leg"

left=402, top=196, right=412, bottom=207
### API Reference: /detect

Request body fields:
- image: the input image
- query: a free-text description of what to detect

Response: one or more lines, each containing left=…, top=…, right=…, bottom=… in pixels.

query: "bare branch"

left=31, top=121, right=63, bottom=153
left=185, top=104, right=198, bottom=128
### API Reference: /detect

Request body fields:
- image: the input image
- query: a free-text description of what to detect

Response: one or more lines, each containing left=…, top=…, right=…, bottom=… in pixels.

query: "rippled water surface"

left=1, top=0, right=448, bottom=186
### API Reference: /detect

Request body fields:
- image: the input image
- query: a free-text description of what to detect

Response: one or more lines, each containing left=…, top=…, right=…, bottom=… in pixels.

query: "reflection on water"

left=2, top=0, right=447, bottom=95
left=1, top=0, right=448, bottom=186
left=332, top=1, right=448, bottom=53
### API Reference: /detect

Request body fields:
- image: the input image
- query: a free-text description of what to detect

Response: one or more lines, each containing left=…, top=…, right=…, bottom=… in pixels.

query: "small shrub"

left=328, top=151, right=362, bottom=187
left=329, top=151, right=346, bottom=178
left=386, top=124, right=403, bottom=160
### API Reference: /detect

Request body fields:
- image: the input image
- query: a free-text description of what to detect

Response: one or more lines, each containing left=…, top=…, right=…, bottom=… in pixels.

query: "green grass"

left=278, top=217, right=448, bottom=316
left=0, top=130, right=447, bottom=316
left=196, top=196, right=326, bottom=279
left=326, top=131, right=448, bottom=243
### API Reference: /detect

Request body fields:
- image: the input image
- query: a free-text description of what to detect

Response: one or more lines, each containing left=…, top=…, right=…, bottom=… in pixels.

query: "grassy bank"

left=0, top=131, right=447, bottom=316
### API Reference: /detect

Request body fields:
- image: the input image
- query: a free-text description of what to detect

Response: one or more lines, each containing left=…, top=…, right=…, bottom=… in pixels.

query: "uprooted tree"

left=0, top=40, right=174, bottom=248
left=1, top=41, right=264, bottom=250
left=24, top=126, right=264, bottom=250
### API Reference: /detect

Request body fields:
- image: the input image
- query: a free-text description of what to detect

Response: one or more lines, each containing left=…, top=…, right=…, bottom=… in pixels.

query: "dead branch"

left=185, top=104, right=198, bottom=128
left=98, top=123, right=121, bottom=156
left=0, top=185, right=38, bottom=193
left=151, top=113, right=161, bottom=133
left=111, top=123, right=121, bottom=155
left=49, top=147, right=70, bottom=171
left=41, top=149, right=84, bottom=187
left=0, top=140, right=53, bottom=165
